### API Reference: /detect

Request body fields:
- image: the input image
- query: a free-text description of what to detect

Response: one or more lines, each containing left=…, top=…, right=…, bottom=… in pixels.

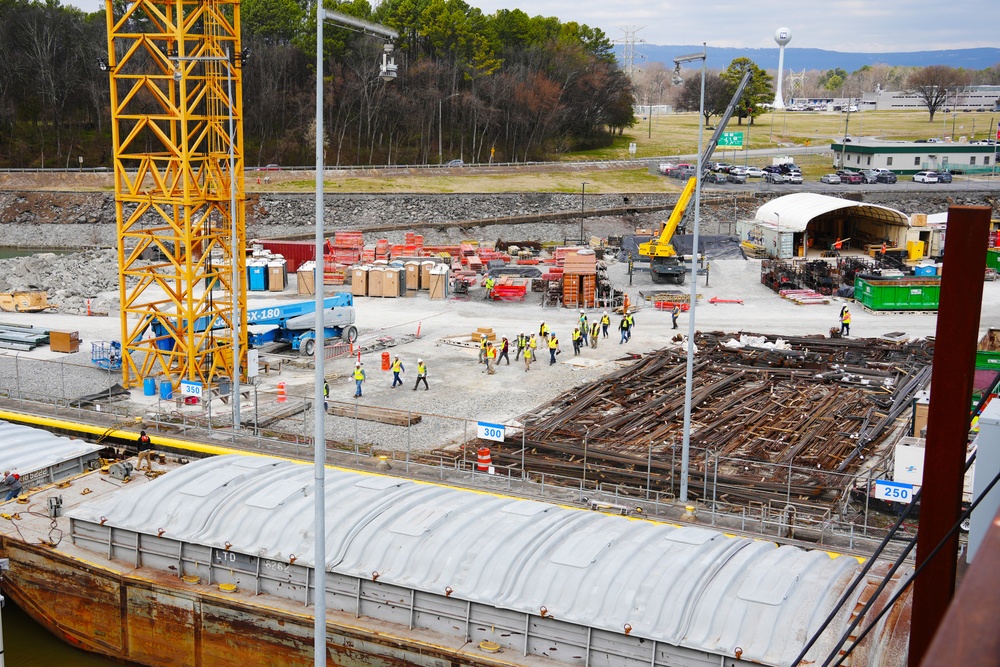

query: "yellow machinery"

left=638, top=177, right=696, bottom=284
left=104, top=0, right=247, bottom=390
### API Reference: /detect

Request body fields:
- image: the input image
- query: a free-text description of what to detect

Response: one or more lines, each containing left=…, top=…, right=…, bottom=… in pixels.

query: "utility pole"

left=580, top=182, right=587, bottom=243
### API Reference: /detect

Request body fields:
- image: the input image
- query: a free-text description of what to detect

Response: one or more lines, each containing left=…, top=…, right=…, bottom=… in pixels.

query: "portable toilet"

left=268, top=258, right=288, bottom=291
left=382, top=267, right=401, bottom=298
left=368, top=266, right=384, bottom=297
left=420, top=261, right=435, bottom=290
left=405, top=261, right=420, bottom=290
left=247, top=259, right=268, bottom=291
left=352, top=266, right=369, bottom=296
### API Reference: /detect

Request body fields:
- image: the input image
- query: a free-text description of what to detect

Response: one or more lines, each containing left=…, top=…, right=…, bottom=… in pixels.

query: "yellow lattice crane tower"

left=103, top=0, right=247, bottom=391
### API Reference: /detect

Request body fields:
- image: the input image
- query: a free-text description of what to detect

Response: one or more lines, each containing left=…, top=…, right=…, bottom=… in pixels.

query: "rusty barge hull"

left=1, top=538, right=502, bottom=667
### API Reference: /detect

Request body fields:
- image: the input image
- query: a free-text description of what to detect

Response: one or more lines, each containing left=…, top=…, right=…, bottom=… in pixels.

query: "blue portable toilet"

left=159, top=380, right=173, bottom=400
left=143, top=377, right=156, bottom=396
left=248, top=259, right=268, bottom=291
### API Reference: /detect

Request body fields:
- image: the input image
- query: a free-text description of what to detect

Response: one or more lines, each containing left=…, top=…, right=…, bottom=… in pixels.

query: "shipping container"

left=854, top=276, right=940, bottom=311
left=256, top=241, right=316, bottom=272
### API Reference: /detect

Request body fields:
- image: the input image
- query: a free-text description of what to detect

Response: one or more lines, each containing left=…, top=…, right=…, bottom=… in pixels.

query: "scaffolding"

left=104, top=0, right=247, bottom=389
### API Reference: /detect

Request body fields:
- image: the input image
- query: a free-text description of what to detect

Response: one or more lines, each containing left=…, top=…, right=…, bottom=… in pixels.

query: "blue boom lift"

left=148, top=293, right=357, bottom=358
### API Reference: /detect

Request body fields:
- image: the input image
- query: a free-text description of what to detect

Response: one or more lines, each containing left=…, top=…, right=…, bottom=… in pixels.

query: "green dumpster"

left=854, top=276, right=940, bottom=311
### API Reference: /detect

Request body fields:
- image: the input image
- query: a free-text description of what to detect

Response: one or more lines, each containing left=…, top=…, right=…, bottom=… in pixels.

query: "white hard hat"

left=394, top=354, right=399, bottom=358
left=603, top=311, right=608, bottom=314
left=355, top=362, right=361, bottom=366
left=418, top=358, right=423, bottom=363
left=580, top=309, right=585, bottom=313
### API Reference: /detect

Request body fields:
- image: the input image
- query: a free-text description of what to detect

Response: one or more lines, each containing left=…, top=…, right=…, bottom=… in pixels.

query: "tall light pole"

left=673, top=43, right=707, bottom=504
left=439, top=93, right=460, bottom=164
left=580, top=182, right=588, bottom=243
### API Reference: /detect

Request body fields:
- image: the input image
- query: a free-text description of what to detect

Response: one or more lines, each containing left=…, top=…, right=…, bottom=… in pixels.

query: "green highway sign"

left=718, top=131, right=744, bottom=149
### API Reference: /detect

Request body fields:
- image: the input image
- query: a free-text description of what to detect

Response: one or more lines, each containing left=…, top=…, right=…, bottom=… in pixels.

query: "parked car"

left=875, top=171, right=898, bottom=184
left=820, top=174, right=842, bottom=184
left=786, top=172, right=803, bottom=184
left=726, top=172, right=747, bottom=184
left=745, top=167, right=765, bottom=178
left=926, top=138, right=943, bottom=143
left=934, top=170, right=953, bottom=183
left=778, top=163, right=802, bottom=174
left=713, top=162, right=733, bottom=173
left=675, top=167, right=698, bottom=179
left=257, top=163, right=281, bottom=171
left=860, top=170, right=880, bottom=184
left=705, top=172, right=729, bottom=184
left=764, top=171, right=788, bottom=184
left=836, top=170, right=863, bottom=184
left=729, top=166, right=748, bottom=177
left=445, top=159, right=465, bottom=167
left=912, top=171, right=939, bottom=183
left=658, top=162, right=676, bottom=175
left=762, top=165, right=782, bottom=174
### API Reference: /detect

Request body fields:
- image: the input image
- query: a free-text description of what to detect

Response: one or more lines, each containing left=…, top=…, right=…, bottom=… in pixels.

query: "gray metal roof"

left=756, top=193, right=910, bottom=232
left=68, top=454, right=875, bottom=665
left=0, top=420, right=103, bottom=478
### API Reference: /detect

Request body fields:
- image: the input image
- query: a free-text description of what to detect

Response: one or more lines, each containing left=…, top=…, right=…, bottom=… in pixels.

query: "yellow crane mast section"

left=105, top=0, right=246, bottom=390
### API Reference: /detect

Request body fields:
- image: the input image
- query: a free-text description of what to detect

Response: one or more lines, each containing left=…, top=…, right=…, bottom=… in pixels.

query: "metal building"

left=68, top=455, right=912, bottom=667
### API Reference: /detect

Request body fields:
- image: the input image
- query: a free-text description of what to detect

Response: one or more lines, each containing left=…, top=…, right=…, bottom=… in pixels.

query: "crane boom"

left=638, top=70, right=755, bottom=285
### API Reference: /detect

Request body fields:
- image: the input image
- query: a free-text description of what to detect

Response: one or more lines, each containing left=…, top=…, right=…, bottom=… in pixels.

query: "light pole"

left=672, top=43, right=707, bottom=504
left=439, top=93, right=460, bottom=164
left=580, top=182, right=588, bottom=243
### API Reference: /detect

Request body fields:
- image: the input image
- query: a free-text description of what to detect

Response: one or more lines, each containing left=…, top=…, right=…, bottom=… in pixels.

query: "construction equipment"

left=149, top=294, right=357, bottom=359
left=639, top=70, right=754, bottom=284
left=0, top=290, right=53, bottom=313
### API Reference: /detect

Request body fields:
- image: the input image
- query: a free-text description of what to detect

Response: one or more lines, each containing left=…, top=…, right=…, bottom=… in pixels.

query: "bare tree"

left=907, top=65, right=971, bottom=121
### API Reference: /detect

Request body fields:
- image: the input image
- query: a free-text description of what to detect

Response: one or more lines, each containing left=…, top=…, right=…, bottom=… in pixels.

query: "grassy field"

left=242, top=109, right=981, bottom=193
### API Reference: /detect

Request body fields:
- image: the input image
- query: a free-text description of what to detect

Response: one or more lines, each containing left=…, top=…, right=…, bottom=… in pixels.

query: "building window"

left=887, top=157, right=893, bottom=166
left=914, top=156, right=921, bottom=166
left=866, top=156, right=871, bottom=165
left=987, top=156, right=992, bottom=165
left=970, top=157, right=976, bottom=165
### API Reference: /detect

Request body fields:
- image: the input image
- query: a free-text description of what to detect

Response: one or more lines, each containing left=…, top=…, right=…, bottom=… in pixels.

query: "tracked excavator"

left=640, top=70, right=754, bottom=284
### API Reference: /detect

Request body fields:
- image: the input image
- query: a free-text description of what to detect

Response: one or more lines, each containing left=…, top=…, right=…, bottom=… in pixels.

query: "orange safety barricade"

left=277, top=381, right=287, bottom=403
left=381, top=351, right=391, bottom=371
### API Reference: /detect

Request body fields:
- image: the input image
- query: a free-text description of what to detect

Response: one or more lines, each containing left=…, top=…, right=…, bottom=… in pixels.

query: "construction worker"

left=483, top=275, right=495, bottom=299
left=548, top=333, right=559, bottom=365
left=514, top=332, right=526, bottom=361
left=3, top=470, right=22, bottom=501
left=578, top=309, right=588, bottom=333
left=840, top=307, right=852, bottom=336
left=391, top=355, right=405, bottom=388
left=353, top=362, right=366, bottom=397
left=572, top=327, right=583, bottom=355
left=626, top=311, right=635, bottom=341
left=413, top=359, right=428, bottom=390
left=523, top=342, right=533, bottom=371
left=136, top=431, right=154, bottom=471
left=529, top=334, right=538, bottom=364
left=485, top=341, right=497, bottom=374
left=600, top=311, right=611, bottom=338
left=539, top=320, right=551, bottom=342
left=498, top=336, right=510, bottom=365
left=671, top=304, right=680, bottom=330
left=623, top=293, right=631, bottom=315
left=478, top=334, right=488, bottom=364
left=589, top=321, right=600, bottom=349
left=323, top=379, right=330, bottom=411
left=619, top=314, right=630, bottom=344
left=833, top=237, right=843, bottom=256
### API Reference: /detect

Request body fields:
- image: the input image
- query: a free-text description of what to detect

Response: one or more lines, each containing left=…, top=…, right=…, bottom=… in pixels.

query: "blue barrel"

left=143, top=377, right=156, bottom=396
left=159, top=380, right=173, bottom=400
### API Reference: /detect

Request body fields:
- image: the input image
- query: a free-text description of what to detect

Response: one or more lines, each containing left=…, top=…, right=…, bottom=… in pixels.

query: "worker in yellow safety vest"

left=483, top=276, right=495, bottom=300
left=485, top=342, right=497, bottom=374
left=589, top=322, right=600, bottom=349
left=601, top=312, right=611, bottom=338
left=478, top=334, right=488, bottom=364
left=353, top=363, right=366, bottom=398
left=539, top=321, right=551, bottom=341
left=840, top=308, right=851, bottom=336
left=572, top=327, right=583, bottom=355
left=523, top=341, right=533, bottom=371
left=391, top=355, right=405, bottom=388
left=413, top=359, right=428, bottom=390
left=514, top=332, right=527, bottom=361
left=548, top=333, right=559, bottom=365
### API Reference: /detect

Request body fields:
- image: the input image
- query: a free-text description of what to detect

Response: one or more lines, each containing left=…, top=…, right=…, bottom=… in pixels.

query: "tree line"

left=0, top=0, right=637, bottom=169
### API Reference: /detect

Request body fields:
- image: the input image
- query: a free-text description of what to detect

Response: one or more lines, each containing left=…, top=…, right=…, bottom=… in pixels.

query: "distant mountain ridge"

left=622, top=45, right=1000, bottom=72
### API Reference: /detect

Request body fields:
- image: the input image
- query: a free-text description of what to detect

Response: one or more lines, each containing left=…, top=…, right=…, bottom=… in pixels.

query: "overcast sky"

left=65, top=0, right=994, bottom=53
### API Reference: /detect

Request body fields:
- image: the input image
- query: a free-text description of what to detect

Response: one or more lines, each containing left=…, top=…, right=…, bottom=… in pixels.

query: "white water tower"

left=773, top=27, right=792, bottom=110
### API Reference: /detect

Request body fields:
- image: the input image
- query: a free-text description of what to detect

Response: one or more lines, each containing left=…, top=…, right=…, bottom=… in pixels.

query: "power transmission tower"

left=103, top=0, right=247, bottom=390
left=615, top=26, right=645, bottom=80
left=787, top=69, right=806, bottom=100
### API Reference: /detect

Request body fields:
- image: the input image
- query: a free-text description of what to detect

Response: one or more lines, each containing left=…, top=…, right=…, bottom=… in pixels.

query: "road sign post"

left=718, top=131, right=744, bottom=150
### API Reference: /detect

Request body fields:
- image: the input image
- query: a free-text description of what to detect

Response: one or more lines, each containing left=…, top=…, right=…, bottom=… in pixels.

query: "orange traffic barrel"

left=477, top=447, right=492, bottom=472
left=381, top=351, right=391, bottom=371
left=277, top=381, right=287, bottom=403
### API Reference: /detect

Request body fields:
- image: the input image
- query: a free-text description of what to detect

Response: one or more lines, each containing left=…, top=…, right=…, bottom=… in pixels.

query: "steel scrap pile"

left=494, top=332, right=933, bottom=509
